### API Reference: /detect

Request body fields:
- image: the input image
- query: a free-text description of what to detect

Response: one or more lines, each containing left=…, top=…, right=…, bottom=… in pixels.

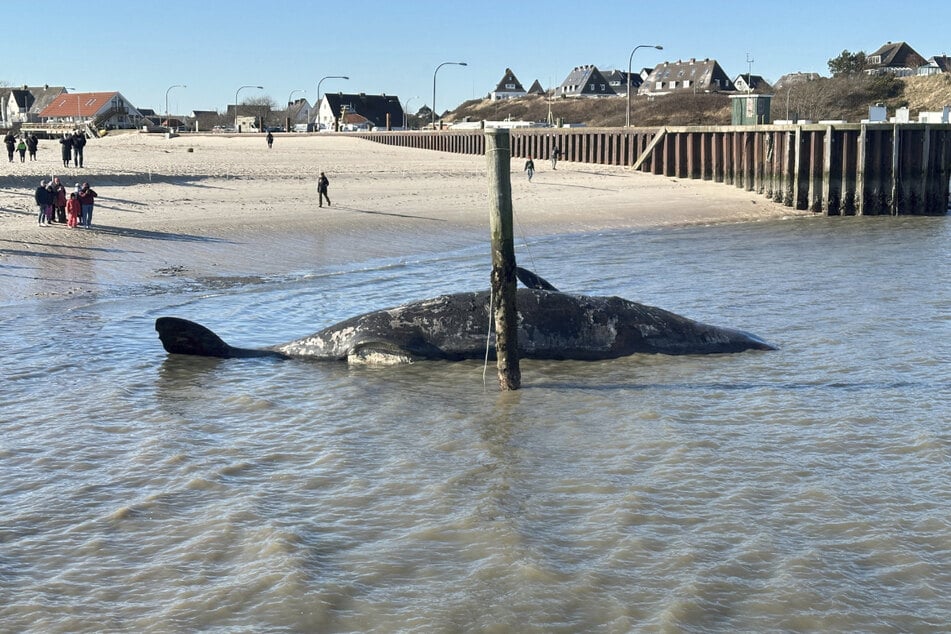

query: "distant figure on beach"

left=59, top=134, right=72, bottom=168
left=317, top=172, right=331, bottom=207
left=551, top=144, right=560, bottom=170
left=266, top=131, right=274, bottom=149
left=16, top=137, right=26, bottom=162
left=51, top=177, right=67, bottom=223
left=72, top=131, right=87, bottom=167
left=66, top=192, right=81, bottom=228
left=26, top=133, right=38, bottom=160
left=78, top=182, right=97, bottom=228
left=4, top=132, right=15, bottom=162
left=524, top=157, right=535, bottom=181
left=35, top=180, right=53, bottom=226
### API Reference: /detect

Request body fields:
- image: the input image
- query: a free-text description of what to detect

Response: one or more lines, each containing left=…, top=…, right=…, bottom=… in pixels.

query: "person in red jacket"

left=66, top=192, right=81, bottom=228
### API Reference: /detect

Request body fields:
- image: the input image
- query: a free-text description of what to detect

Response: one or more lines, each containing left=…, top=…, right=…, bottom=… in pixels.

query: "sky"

left=3, top=0, right=948, bottom=117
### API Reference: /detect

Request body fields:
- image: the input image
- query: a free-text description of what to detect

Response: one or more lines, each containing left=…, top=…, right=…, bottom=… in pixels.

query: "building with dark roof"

left=601, top=70, right=643, bottom=95
left=918, top=55, right=951, bottom=76
left=491, top=68, right=526, bottom=100
left=557, top=65, right=613, bottom=98
left=865, top=41, right=926, bottom=77
left=639, top=58, right=734, bottom=95
left=317, top=93, right=404, bottom=130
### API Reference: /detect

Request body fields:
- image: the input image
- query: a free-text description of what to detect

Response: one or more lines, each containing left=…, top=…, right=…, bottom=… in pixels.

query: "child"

left=66, top=192, right=81, bottom=228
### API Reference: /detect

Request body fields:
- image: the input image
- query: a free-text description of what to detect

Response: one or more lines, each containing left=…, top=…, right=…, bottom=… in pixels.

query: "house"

left=601, top=70, right=642, bottom=95
left=38, top=91, right=144, bottom=129
left=316, top=93, right=404, bottom=130
left=865, top=41, right=926, bottom=77
left=285, top=98, right=312, bottom=127
left=733, top=74, right=771, bottom=93
left=918, top=55, right=951, bottom=76
left=490, top=69, right=526, bottom=100
left=558, top=65, right=614, bottom=97
left=526, top=80, right=546, bottom=96
left=639, top=59, right=735, bottom=95
left=0, top=85, right=67, bottom=126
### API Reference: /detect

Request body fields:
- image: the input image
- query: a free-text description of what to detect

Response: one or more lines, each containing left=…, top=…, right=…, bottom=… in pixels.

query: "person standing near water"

left=317, top=172, right=331, bottom=207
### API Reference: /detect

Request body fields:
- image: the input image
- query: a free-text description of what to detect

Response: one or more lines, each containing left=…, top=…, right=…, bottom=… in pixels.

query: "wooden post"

left=485, top=128, right=521, bottom=391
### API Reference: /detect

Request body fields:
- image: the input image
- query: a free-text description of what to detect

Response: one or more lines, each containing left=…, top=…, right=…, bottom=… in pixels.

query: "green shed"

left=730, top=94, right=772, bottom=125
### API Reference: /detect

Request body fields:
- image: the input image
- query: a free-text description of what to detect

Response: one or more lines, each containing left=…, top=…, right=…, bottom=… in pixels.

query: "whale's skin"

left=155, top=288, right=775, bottom=363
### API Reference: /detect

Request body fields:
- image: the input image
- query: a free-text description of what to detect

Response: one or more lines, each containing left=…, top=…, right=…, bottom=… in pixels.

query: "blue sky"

left=3, top=0, right=947, bottom=116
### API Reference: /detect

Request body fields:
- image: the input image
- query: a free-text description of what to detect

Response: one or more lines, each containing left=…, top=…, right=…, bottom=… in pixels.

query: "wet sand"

left=0, top=133, right=804, bottom=303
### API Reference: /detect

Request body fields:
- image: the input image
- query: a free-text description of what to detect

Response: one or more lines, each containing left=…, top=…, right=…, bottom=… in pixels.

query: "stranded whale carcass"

left=155, top=272, right=775, bottom=364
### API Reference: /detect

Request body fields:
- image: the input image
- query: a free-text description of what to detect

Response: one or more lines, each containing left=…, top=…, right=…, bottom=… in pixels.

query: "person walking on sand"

left=551, top=144, right=560, bottom=170
left=26, top=133, right=38, bottom=161
left=16, top=137, right=27, bottom=162
left=524, top=157, right=535, bottom=182
left=35, top=180, right=52, bottom=226
left=66, top=192, right=81, bottom=228
left=78, top=182, right=97, bottom=228
left=72, top=131, right=87, bottom=167
left=266, top=131, right=273, bottom=149
left=317, top=172, right=331, bottom=207
left=4, top=132, right=15, bottom=162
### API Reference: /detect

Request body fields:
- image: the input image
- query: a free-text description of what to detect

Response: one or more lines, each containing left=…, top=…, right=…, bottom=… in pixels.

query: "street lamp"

left=432, top=61, right=467, bottom=128
left=165, top=84, right=186, bottom=132
left=403, top=96, right=418, bottom=129
left=316, top=76, right=348, bottom=130
left=234, top=84, right=263, bottom=131
left=627, top=44, right=663, bottom=128
left=287, top=88, right=305, bottom=107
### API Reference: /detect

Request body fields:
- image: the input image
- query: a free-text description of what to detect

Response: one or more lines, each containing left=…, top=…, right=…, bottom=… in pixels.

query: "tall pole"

left=485, top=128, right=520, bottom=391
left=165, top=84, right=186, bottom=131
left=627, top=44, right=663, bottom=128
left=403, top=96, right=418, bottom=129
left=316, top=75, right=348, bottom=130
left=432, top=61, right=467, bottom=128
left=234, top=84, right=263, bottom=132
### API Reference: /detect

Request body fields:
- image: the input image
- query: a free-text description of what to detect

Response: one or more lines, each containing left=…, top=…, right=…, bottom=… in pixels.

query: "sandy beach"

left=0, top=132, right=803, bottom=303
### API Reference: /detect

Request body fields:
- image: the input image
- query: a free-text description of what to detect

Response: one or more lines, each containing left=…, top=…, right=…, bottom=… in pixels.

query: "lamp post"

left=316, top=75, right=349, bottom=130
left=165, top=84, right=186, bottom=132
left=626, top=44, right=663, bottom=128
left=234, top=84, right=263, bottom=132
left=403, top=96, right=418, bottom=129
left=432, top=61, right=467, bottom=128
left=65, top=87, right=78, bottom=127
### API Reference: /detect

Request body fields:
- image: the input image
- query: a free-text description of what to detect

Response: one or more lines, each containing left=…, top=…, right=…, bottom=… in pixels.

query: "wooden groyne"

left=356, top=124, right=951, bottom=215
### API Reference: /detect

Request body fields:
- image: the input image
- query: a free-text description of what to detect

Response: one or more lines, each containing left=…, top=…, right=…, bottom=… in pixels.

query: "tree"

left=828, top=50, right=868, bottom=77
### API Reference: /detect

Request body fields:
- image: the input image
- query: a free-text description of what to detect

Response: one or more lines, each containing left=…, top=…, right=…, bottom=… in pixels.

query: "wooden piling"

left=358, top=123, right=951, bottom=216
left=485, top=128, right=520, bottom=391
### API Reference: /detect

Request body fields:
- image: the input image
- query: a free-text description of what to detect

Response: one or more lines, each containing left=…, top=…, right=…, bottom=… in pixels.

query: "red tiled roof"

left=39, top=92, right=119, bottom=118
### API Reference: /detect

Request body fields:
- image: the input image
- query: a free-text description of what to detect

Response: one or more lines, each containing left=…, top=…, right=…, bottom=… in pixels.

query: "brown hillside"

left=898, top=74, right=951, bottom=111
left=444, top=75, right=951, bottom=128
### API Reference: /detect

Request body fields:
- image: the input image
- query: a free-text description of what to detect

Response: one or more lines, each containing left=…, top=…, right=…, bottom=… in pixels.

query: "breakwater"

left=357, top=124, right=951, bottom=215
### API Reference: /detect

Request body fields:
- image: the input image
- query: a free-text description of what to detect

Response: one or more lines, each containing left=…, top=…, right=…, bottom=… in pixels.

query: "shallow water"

left=2, top=216, right=949, bottom=632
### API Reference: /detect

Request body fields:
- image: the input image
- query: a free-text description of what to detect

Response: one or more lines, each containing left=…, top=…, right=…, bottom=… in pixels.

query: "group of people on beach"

left=59, top=131, right=87, bottom=168
left=3, top=132, right=39, bottom=162
left=523, top=144, right=561, bottom=182
left=3, top=129, right=88, bottom=167
left=34, top=177, right=97, bottom=228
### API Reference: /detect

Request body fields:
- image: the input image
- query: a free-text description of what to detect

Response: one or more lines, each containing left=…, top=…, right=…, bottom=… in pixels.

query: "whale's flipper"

left=515, top=267, right=559, bottom=292
left=155, top=317, right=286, bottom=359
